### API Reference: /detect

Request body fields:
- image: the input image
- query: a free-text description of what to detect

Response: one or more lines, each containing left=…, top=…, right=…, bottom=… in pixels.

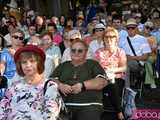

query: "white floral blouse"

left=0, top=79, right=62, bottom=120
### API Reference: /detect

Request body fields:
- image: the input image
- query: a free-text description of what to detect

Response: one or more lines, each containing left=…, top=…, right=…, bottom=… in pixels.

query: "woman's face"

left=41, top=35, right=52, bottom=50
left=95, top=28, right=105, bottom=38
left=71, top=42, right=87, bottom=63
left=11, top=32, right=24, bottom=49
left=104, top=31, right=117, bottom=47
left=21, top=56, right=38, bottom=77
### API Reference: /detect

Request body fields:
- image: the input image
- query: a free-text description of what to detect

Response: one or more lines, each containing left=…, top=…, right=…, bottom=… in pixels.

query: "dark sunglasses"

left=71, top=48, right=84, bottom=54
left=95, top=29, right=104, bottom=32
left=127, top=27, right=136, bottom=30
left=12, top=35, right=24, bottom=40
left=70, top=38, right=81, bottom=42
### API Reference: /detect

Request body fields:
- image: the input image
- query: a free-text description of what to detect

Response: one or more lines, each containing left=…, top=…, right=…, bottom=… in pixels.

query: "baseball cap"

left=94, top=23, right=105, bottom=29
left=68, top=30, right=82, bottom=40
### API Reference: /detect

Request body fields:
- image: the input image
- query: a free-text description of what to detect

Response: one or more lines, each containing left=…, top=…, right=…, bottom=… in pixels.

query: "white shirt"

left=122, top=34, right=151, bottom=56
left=118, top=29, right=128, bottom=48
left=88, top=39, right=104, bottom=58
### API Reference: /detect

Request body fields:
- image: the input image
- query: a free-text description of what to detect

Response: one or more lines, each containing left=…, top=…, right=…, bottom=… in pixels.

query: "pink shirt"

left=53, top=33, right=62, bottom=45
left=95, top=47, right=126, bottom=79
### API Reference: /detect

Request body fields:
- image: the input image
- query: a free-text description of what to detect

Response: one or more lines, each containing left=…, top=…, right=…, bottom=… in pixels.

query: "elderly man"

left=122, top=18, right=151, bottom=87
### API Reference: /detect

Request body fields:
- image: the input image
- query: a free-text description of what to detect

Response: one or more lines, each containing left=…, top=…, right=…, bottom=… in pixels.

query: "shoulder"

left=86, top=59, right=100, bottom=66
left=135, top=34, right=147, bottom=41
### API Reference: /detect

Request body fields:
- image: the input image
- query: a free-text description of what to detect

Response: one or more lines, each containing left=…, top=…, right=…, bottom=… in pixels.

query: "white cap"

left=68, top=30, right=81, bottom=40
left=94, top=23, right=105, bottom=29
left=144, top=21, right=154, bottom=28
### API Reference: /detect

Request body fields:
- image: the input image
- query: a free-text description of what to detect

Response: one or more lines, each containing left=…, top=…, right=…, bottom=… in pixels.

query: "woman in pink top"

left=95, top=27, right=127, bottom=80
left=95, top=27, right=127, bottom=89
left=95, top=27, right=127, bottom=120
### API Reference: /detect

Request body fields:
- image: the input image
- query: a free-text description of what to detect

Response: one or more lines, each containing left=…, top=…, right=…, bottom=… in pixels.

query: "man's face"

left=126, top=25, right=137, bottom=37
left=112, top=19, right=121, bottom=29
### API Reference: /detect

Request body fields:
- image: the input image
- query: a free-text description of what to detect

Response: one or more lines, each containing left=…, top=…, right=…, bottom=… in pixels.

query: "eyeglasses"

left=145, top=26, right=151, bottom=29
left=71, top=48, right=84, bottom=54
left=70, top=38, right=81, bottom=42
left=12, top=35, right=24, bottom=40
left=104, top=35, right=117, bottom=39
left=95, top=29, right=104, bottom=32
left=127, top=27, right=136, bottom=30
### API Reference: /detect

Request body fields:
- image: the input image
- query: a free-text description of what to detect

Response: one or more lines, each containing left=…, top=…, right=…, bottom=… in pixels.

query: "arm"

left=71, top=77, right=108, bottom=94
left=0, top=61, right=6, bottom=75
left=127, top=53, right=149, bottom=61
left=83, top=77, right=108, bottom=90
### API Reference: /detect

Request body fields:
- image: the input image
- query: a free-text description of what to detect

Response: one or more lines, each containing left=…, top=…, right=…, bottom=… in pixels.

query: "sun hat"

left=126, top=18, right=137, bottom=26
left=94, top=23, right=105, bottom=29
left=14, top=45, right=45, bottom=63
left=68, top=30, right=82, bottom=40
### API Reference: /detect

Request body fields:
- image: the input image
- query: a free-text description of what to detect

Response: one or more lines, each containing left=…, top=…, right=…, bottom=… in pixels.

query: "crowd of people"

left=0, top=1, right=160, bottom=120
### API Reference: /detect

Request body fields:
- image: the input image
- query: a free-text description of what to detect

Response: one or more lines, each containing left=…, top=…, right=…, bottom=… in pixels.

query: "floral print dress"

left=0, top=79, right=62, bottom=120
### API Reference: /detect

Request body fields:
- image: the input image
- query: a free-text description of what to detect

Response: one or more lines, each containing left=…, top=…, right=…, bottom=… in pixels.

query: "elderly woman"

left=95, top=27, right=127, bottom=120
left=0, top=45, right=61, bottom=120
left=40, top=31, right=61, bottom=78
left=50, top=40, right=108, bottom=120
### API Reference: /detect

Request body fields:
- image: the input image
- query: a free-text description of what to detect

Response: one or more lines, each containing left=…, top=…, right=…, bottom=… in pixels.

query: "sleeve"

left=0, top=88, right=13, bottom=119
left=1, top=51, right=8, bottom=63
left=50, top=64, right=62, bottom=79
left=142, top=37, right=151, bottom=54
left=89, top=60, right=106, bottom=78
left=42, top=81, right=62, bottom=120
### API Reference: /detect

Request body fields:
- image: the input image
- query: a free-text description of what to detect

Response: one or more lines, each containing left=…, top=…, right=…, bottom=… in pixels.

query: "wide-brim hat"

left=126, top=18, right=137, bottom=27
left=14, top=45, right=45, bottom=63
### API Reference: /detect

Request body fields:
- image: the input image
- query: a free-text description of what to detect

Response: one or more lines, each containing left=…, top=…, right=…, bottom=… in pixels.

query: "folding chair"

left=129, top=69, right=145, bottom=98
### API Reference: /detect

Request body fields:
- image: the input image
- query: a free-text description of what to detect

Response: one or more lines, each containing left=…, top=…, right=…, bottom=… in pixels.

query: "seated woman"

left=0, top=45, right=62, bottom=120
left=95, top=27, right=127, bottom=119
left=50, top=40, right=108, bottom=120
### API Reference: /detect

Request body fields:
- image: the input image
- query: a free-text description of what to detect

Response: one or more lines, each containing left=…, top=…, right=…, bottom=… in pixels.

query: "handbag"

left=127, top=36, right=145, bottom=78
left=44, top=79, right=71, bottom=120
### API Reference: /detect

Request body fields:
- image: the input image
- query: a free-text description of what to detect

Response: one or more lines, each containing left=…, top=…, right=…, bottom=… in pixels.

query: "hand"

left=59, top=83, right=72, bottom=96
left=71, top=83, right=82, bottom=94
left=117, top=112, right=124, bottom=120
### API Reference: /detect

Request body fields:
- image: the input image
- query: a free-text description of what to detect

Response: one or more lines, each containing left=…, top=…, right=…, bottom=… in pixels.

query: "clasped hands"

left=59, top=82, right=83, bottom=96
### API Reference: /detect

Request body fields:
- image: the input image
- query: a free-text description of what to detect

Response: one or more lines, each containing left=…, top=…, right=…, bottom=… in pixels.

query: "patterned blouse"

left=0, top=79, right=62, bottom=120
left=95, top=47, right=126, bottom=79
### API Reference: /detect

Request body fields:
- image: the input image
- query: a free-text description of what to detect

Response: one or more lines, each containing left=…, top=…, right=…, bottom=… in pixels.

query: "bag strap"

left=43, top=79, right=54, bottom=95
left=127, top=36, right=143, bottom=67
left=43, top=79, right=68, bottom=113
left=127, top=36, right=137, bottom=56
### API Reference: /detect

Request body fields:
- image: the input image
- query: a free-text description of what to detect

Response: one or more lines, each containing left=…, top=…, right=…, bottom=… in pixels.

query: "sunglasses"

left=12, top=35, right=24, bottom=40
left=95, top=29, right=104, bottom=32
left=127, top=27, right=136, bottom=30
left=71, top=48, right=84, bottom=54
left=70, top=38, right=81, bottom=42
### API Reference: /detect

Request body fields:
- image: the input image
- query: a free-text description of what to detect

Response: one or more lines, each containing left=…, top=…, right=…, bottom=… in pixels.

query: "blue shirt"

left=1, top=48, right=16, bottom=80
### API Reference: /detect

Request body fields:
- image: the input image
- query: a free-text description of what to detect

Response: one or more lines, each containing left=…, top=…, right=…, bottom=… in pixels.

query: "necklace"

left=73, top=70, right=77, bottom=80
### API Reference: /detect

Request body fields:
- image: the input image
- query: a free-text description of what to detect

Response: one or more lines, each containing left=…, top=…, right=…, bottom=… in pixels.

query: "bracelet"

left=81, top=82, right=86, bottom=91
